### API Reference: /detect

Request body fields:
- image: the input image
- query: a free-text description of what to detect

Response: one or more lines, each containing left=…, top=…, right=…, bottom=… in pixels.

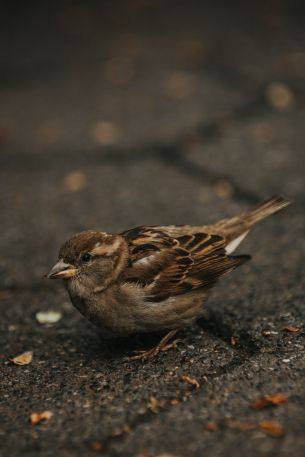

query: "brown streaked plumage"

left=47, top=196, right=290, bottom=359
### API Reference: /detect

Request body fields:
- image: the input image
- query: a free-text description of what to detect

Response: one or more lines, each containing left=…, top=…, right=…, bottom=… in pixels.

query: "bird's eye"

left=81, top=252, right=92, bottom=262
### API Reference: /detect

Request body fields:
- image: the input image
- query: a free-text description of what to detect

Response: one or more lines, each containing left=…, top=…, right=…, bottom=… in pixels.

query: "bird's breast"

left=66, top=280, right=209, bottom=335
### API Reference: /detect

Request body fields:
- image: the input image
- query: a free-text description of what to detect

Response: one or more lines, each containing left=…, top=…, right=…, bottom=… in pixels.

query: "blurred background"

left=0, top=0, right=304, bottom=281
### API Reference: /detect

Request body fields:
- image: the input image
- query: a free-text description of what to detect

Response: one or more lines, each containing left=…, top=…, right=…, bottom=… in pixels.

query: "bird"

left=47, top=196, right=290, bottom=360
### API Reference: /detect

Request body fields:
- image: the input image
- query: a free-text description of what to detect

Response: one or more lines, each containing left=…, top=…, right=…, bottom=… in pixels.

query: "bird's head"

left=47, top=231, right=129, bottom=290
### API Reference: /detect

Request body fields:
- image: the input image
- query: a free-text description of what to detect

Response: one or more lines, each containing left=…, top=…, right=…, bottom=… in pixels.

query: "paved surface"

left=1, top=2, right=305, bottom=456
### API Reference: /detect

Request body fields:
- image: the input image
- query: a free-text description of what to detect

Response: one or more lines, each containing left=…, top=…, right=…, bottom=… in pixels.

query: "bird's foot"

left=125, top=330, right=180, bottom=361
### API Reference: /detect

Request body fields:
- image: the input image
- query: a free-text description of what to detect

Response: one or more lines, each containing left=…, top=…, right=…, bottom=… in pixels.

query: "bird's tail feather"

left=215, top=195, right=291, bottom=251
left=242, top=195, right=291, bottom=226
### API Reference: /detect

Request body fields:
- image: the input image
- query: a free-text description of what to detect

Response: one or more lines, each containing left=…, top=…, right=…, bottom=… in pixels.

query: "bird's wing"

left=121, top=226, right=178, bottom=285
left=121, top=226, right=249, bottom=302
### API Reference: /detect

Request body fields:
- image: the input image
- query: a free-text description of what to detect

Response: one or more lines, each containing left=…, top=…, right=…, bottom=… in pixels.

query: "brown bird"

left=47, top=196, right=290, bottom=360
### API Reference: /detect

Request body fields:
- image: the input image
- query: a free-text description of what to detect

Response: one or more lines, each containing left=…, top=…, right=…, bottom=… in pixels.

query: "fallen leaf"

left=251, top=393, right=288, bottom=409
left=265, top=82, right=295, bottom=111
left=259, top=420, right=285, bottom=437
left=230, top=336, right=238, bottom=346
left=10, top=351, right=33, bottom=365
left=8, top=325, right=17, bottom=332
left=64, top=171, right=87, bottom=192
left=205, top=422, right=219, bottom=431
left=282, top=326, right=301, bottom=333
left=30, top=410, right=53, bottom=425
left=91, top=441, right=104, bottom=452
left=182, top=375, right=200, bottom=388
left=170, top=399, right=179, bottom=405
left=147, top=396, right=165, bottom=414
left=262, top=330, right=278, bottom=337
left=90, top=121, right=120, bottom=145
left=213, top=179, right=234, bottom=199
left=35, top=311, right=62, bottom=324
left=111, top=425, right=131, bottom=436
left=225, top=419, right=256, bottom=431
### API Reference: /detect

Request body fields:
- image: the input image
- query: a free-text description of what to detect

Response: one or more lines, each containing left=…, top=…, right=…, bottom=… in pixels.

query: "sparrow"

left=47, top=196, right=290, bottom=360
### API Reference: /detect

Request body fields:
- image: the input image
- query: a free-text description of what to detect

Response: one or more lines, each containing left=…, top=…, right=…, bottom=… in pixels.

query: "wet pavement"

left=1, top=2, right=305, bottom=456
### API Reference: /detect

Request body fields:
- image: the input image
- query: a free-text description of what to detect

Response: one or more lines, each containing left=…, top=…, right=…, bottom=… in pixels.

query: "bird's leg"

left=126, top=329, right=180, bottom=361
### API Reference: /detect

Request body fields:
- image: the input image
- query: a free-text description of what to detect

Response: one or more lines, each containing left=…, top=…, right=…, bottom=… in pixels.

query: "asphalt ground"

left=0, top=2, right=305, bottom=456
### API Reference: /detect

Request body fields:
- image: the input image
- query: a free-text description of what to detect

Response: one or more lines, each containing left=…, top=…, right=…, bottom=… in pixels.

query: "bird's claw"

left=125, top=338, right=181, bottom=362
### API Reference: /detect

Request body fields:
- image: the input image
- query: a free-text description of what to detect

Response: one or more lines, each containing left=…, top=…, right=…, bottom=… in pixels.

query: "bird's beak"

left=47, top=259, right=79, bottom=279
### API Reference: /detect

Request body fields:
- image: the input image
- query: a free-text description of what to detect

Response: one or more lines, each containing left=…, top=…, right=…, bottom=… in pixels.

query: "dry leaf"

left=262, top=330, right=278, bottom=337
left=182, top=375, right=200, bottom=388
left=64, top=171, right=87, bottom=192
left=111, top=425, right=131, bottom=436
left=30, top=410, right=53, bottom=425
left=90, top=121, right=120, bottom=145
left=251, top=393, right=288, bottom=409
left=213, top=179, right=234, bottom=199
left=147, top=396, right=165, bottom=414
left=10, top=351, right=33, bottom=365
left=259, top=420, right=285, bottom=437
left=91, top=441, right=104, bottom=452
left=36, top=311, right=62, bottom=324
left=265, top=82, right=295, bottom=111
left=170, top=399, right=179, bottom=405
left=205, top=422, right=219, bottom=431
left=8, top=325, right=17, bottom=332
left=225, top=419, right=256, bottom=431
left=230, top=336, right=238, bottom=346
left=282, top=326, right=301, bottom=333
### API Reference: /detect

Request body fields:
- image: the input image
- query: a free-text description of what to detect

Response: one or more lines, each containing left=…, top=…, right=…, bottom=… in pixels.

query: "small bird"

left=47, top=196, right=290, bottom=360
